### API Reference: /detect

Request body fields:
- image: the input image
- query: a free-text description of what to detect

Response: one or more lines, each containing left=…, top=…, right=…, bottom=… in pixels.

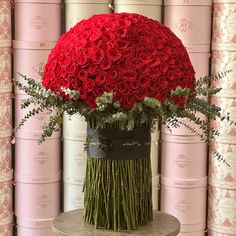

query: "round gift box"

left=212, top=2, right=236, bottom=50
left=63, top=113, right=87, bottom=141
left=15, top=137, right=60, bottom=180
left=209, top=141, right=236, bottom=184
left=14, top=93, right=61, bottom=139
left=164, top=0, right=212, bottom=45
left=65, top=0, right=112, bottom=31
left=152, top=175, right=160, bottom=211
left=151, top=130, right=160, bottom=177
left=0, top=48, right=12, bottom=92
left=208, top=183, right=236, bottom=235
left=15, top=173, right=60, bottom=219
left=63, top=181, right=84, bottom=212
left=211, top=50, right=236, bottom=98
left=210, top=97, right=236, bottom=138
left=114, top=0, right=162, bottom=21
left=161, top=176, right=207, bottom=233
left=161, top=134, right=207, bottom=179
left=0, top=214, right=13, bottom=236
left=0, top=92, right=12, bottom=138
left=178, top=231, right=205, bottom=236
left=14, top=0, right=61, bottom=41
left=63, top=138, right=86, bottom=181
left=186, top=44, right=210, bottom=79
left=17, top=218, right=55, bottom=236
left=0, top=0, right=11, bottom=47
left=0, top=171, right=13, bottom=219
left=13, top=41, right=56, bottom=94
left=0, top=137, right=12, bottom=174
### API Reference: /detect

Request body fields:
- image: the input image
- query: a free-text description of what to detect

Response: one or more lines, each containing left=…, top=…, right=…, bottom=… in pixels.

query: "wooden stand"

left=52, top=209, right=180, bottom=236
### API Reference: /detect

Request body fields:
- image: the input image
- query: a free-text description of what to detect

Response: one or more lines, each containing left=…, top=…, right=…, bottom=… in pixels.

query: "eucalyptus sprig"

left=14, top=72, right=235, bottom=164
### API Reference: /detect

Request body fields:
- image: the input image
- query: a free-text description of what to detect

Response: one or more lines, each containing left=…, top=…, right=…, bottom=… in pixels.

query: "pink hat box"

left=63, top=113, right=87, bottom=141
left=0, top=0, right=11, bottom=48
left=0, top=137, right=12, bottom=175
left=151, top=130, right=160, bottom=177
left=211, top=50, right=236, bottom=98
left=63, top=138, right=86, bottom=183
left=65, top=0, right=112, bottom=30
left=17, top=217, right=56, bottom=236
left=208, top=230, right=236, bottom=236
left=164, top=0, right=212, bottom=45
left=15, top=173, right=60, bottom=219
left=185, top=44, right=210, bottom=79
left=208, top=184, right=236, bottom=235
left=14, top=0, right=61, bottom=41
left=13, top=41, right=56, bottom=94
left=161, top=133, right=207, bottom=179
left=114, top=0, right=162, bottom=21
left=0, top=48, right=12, bottom=92
left=152, top=175, right=160, bottom=211
left=0, top=214, right=13, bottom=236
left=178, top=231, right=205, bottom=236
left=161, top=176, right=207, bottom=233
left=209, top=141, right=236, bottom=184
left=0, top=171, right=13, bottom=219
left=15, top=138, right=60, bottom=181
left=0, top=92, right=12, bottom=139
left=63, top=181, right=84, bottom=211
left=15, top=93, right=60, bottom=139
left=210, top=97, right=236, bottom=138
left=212, top=2, right=236, bottom=50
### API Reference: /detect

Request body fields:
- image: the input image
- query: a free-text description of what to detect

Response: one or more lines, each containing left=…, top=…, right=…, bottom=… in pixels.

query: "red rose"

left=107, top=48, right=122, bottom=62
left=121, top=70, right=137, bottom=82
left=77, top=69, right=88, bottom=81
left=83, top=79, right=95, bottom=92
left=92, top=49, right=105, bottom=63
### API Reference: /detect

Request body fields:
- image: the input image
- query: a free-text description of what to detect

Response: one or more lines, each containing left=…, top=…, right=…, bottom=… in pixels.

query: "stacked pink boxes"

left=161, top=1, right=212, bottom=235
left=13, top=0, right=62, bottom=235
left=209, top=1, right=236, bottom=235
left=114, top=0, right=162, bottom=20
left=0, top=1, right=13, bottom=235
left=63, top=1, right=112, bottom=211
left=65, top=0, right=112, bottom=31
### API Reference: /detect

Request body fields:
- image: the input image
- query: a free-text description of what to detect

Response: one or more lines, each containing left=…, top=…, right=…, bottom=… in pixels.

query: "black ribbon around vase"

left=87, top=126, right=151, bottom=160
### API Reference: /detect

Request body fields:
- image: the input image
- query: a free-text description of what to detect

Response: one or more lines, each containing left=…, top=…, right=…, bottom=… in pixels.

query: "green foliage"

left=14, top=72, right=235, bottom=149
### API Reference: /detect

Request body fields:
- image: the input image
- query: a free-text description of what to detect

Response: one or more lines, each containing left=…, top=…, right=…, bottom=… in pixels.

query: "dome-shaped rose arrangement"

left=15, top=12, right=232, bottom=232
left=42, top=13, right=195, bottom=110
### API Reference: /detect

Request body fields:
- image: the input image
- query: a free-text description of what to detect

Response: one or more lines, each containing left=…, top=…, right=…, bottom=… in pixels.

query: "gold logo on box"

left=30, top=16, right=48, bottom=30
left=175, top=18, right=193, bottom=33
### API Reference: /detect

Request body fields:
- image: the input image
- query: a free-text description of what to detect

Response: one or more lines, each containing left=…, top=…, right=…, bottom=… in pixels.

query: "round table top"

left=52, top=209, right=180, bottom=236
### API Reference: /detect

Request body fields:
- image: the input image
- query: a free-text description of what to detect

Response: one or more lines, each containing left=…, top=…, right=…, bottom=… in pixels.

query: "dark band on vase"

left=87, top=126, right=151, bottom=160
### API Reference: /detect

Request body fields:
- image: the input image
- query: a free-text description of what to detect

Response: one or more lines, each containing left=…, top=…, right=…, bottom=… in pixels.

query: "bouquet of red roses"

left=15, top=13, right=230, bottom=230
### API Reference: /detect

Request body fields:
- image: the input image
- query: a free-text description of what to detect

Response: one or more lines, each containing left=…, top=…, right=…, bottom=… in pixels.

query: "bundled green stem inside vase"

left=83, top=121, right=153, bottom=230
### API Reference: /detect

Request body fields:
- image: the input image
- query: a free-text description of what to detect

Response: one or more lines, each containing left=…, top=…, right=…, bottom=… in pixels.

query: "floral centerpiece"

left=15, top=13, right=231, bottom=231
